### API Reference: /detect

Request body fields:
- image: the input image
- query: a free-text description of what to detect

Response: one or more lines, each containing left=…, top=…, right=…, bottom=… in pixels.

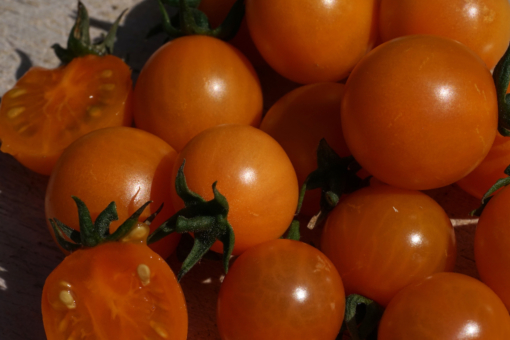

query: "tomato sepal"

left=49, top=197, right=151, bottom=250
left=339, top=294, right=383, bottom=340
left=52, top=1, right=126, bottom=64
left=471, top=164, right=510, bottom=216
left=148, top=160, right=235, bottom=280
left=156, top=0, right=244, bottom=40
left=493, top=43, right=510, bottom=136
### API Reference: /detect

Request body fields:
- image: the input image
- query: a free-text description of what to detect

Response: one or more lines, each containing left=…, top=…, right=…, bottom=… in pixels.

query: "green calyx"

left=493, top=43, right=510, bottom=136
left=50, top=197, right=151, bottom=252
left=52, top=1, right=126, bottom=64
left=471, top=164, right=510, bottom=216
left=338, top=294, right=384, bottom=340
left=148, top=160, right=235, bottom=281
left=151, top=0, right=244, bottom=41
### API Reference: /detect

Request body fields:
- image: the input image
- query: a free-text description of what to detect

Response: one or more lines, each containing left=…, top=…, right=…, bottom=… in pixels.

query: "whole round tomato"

left=170, top=124, right=298, bottom=255
left=42, top=238, right=187, bottom=339
left=260, top=82, right=350, bottom=216
left=0, top=54, right=132, bottom=175
left=133, top=35, right=263, bottom=152
left=245, top=0, right=378, bottom=84
left=378, top=272, right=510, bottom=339
left=321, top=183, right=456, bottom=307
left=45, top=127, right=180, bottom=259
left=217, top=239, right=345, bottom=340
left=475, top=184, right=510, bottom=310
left=457, top=133, right=510, bottom=199
left=379, top=0, right=510, bottom=70
left=341, top=34, right=498, bottom=190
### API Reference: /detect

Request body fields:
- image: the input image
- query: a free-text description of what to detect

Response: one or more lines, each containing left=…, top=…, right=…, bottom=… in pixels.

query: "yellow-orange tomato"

left=379, top=0, right=510, bottom=70
left=0, top=55, right=132, bottom=175
left=133, top=35, right=263, bottom=152
left=42, top=240, right=187, bottom=340
left=457, top=133, right=510, bottom=199
left=378, top=273, right=510, bottom=339
left=45, top=127, right=180, bottom=259
left=217, top=239, right=345, bottom=340
left=260, top=82, right=350, bottom=216
left=475, top=185, right=510, bottom=310
left=341, top=35, right=497, bottom=190
left=321, top=184, right=456, bottom=307
left=170, top=124, right=298, bottom=255
left=245, top=0, right=378, bottom=84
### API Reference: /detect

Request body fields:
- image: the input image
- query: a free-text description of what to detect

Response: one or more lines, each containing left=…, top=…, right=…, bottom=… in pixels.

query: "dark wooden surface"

left=0, top=0, right=484, bottom=339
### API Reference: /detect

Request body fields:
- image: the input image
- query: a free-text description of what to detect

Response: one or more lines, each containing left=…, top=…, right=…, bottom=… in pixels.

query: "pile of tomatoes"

left=4, top=0, right=510, bottom=339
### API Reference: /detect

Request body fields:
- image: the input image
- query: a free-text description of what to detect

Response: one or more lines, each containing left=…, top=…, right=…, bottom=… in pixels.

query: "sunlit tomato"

left=170, top=124, right=298, bottom=255
left=457, top=133, right=510, bottom=199
left=245, top=0, right=378, bottom=84
left=42, top=238, right=187, bottom=339
left=321, top=184, right=456, bottom=307
left=475, top=184, right=510, bottom=310
left=379, top=0, right=510, bottom=70
left=217, top=239, right=345, bottom=340
left=378, top=272, right=510, bottom=339
left=133, top=35, right=263, bottom=152
left=341, top=35, right=498, bottom=190
left=45, top=127, right=180, bottom=259
left=0, top=55, right=132, bottom=175
left=260, top=82, right=350, bottom=216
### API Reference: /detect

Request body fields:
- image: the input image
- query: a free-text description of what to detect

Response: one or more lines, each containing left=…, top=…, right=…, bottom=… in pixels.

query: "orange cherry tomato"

left=260, top=82, right=350, bottom=216
left=475, top=184, right=510, bottom=310
left=0, top=54, right=132, bottom=175
left=321, top=184, right=456, bottom=307
left=133, top=35, right=263, bottom=152
left=379, top=0, right=510, bottom=70
left=341, top=35, right=498, bottom=190
left=170, top=124, right=299, bottom=255
left=457, top=133, right=510, bottom=199
left=42, top=239, right=187, bottom=339
left=217, top=239, right=345, bottom=340
left=245, top=0, right=378, bottom=84
left=378, top=272, right=510, bottom=339
left=45, top=127, right=180, bottom=259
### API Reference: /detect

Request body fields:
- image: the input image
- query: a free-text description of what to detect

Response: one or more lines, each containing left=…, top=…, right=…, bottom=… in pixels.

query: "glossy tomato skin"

left=475, top=185, right=510, bottom=310
left=378, top=272, right=510, bottom=339
left=0, top=54, right=132, bottom=175
left=457, top=133, right=510, bottom=199
left=260, top=82, right=350, bottom=216
left=379, top=0, right=510, bottom=70
left=171, top=124, right=298, bottom=255
left=133, top=35, right=263, bottom=152
left=42, top=241, right=187, bottom=340
left=341, top=35, right=498, bottom=190
left=321, top=184, right=456, bottom=307
left=245, top=0, right=378, bottom=84
left=217, top=239, right=345, bottom=340
left=45, top=127, right=180, bottom=259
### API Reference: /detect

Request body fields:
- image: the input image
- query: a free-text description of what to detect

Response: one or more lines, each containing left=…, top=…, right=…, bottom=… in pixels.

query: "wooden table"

left=0, top=0, right=483, bottom=338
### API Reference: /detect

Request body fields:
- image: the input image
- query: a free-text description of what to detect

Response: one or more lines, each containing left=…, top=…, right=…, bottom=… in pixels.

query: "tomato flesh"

left=0, top=54, right=132, bottom=175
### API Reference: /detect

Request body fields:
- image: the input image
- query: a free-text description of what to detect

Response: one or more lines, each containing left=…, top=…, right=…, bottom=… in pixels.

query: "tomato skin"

left=341, top=35, right=497, bottom=190
left=260, top=82, right=350, bottom=216
left=0, top=54, right=132, bottom=175
left=45, top=127, right=180, bottom=259
left=217, top=239, right=345, bottom=340
left=379, top=0, right=510, bottom=70
left=475, top=185, right=510, bottom=310
left=42, top=241, right=187, bottom=340
left=378, top=272, right=510, bottom=339
left=245, top=0, right=378, bottom=84
left=321, top=184, right=456, bottom=307
left=170, top=124, right=298, bottom=255
left=133, top=35, right=263, bottom=152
